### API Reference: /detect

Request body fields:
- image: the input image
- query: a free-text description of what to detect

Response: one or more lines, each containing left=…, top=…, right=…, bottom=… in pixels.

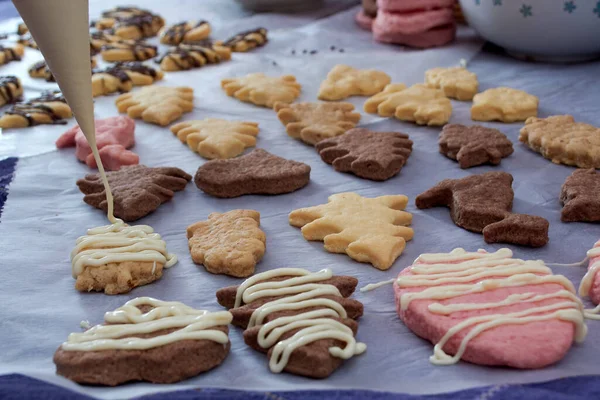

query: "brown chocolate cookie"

left=415, top=172, right=549, bottom=247
left=439, top=124, right=513, bottom=169
left=216, top=269, right=364, bottom=378
left=194, top=149, right=310, bottom=198
left=560, top=168, right=600, bottom=222
left=315, top=128, right=413, bottom=181
left=54, top=299, right=231, bottom=386
left=362, top=0, right=377, bottom=17
left=77, top=165, right=191, bottom=221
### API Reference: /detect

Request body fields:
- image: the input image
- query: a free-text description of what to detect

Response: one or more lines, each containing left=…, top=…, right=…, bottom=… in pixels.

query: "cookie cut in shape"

left=274, top=102, right=361, bottom=145
left=216, top=268, right=365, bottom=378
left=579, top=240, right=600, bottom=306
left=425, top=67, right=478, bottom=101
left=394, top=248, right=585, bottom=368
left=0, top=76, right=22, bottom=107
left=364, top=83, right=452, bottom=126
left=0, top=91, right=72, bottom=129
left=158, top=43, right=231, bottom=72
left=77, top=165, right=192, bottom=221
left=171, top=118, right=259, bottom=159
left=560, top=169, right=600, bottom=222
left=439, top=124, right=513, bottom=169
left=519, top=115, right=600, bottom=169
left=289, top=192, right=414, bottom=270
left=217, top=28, right=268, bottom=52
left=115, top=86, right=194, bottom=126
left=471, top=87, right=538, bottom=123
left=187, top=210, right=266, bottom=278
left=194, top=149, right=310, bottom=198
left=160, top=21, right=211, bottom=45
left=100, top=40, right=158, bottom=62
left=0, top=44, right=23, bottom=65
left=221, top=73, right=301, bottom=108
left=318, top=65, right=391, bottom=101
left=415, top=171, right=549, bottom=247
left=316, top=128, right=413, bottom=181
left=54, top=297, right=232, bottom=385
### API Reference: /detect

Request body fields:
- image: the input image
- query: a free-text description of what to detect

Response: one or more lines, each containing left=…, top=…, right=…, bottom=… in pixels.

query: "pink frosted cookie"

left=393, top=248, right=585, bottom=368
left=56, top=116, right=137, bottom=170
left=374, top=8, right=454, bottom=35
left=579, top=240, right=600, bottom=305
left=355, top=10, right=374, bottom=31
left=373, top=23, right=455, bottom=48
left=377, top=0, right=455, bottom=12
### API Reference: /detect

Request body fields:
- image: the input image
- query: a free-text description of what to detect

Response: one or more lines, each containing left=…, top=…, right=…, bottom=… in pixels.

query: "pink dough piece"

left=373, top=23, right=456, bottom=48
left=587, top=240, right=600, bottom=305
left=355, top=10, right=374, bottom=31
left=56, top=116, right=136, bottom=162
left=377, top=0, right=455, bottom=12
left=393, top=254, right=576, bottom=369
left=86, top=144, right=139, bottom=171
left=373, top=8, right=454, bottom=35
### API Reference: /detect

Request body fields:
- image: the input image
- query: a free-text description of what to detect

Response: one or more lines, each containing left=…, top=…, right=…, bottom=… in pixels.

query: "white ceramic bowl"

left=459, top=0, right=600, bottom=62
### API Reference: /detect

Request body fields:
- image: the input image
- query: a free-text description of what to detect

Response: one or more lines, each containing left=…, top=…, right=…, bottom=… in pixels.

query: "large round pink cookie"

left=355, top=10, right=374, bottom=31
left=373, top=24, right=456, bottom=48
left=377, top=0, right=455, bottom=12
left=86, top=144, right=139, bottom=171
left=393, top=249, right=579, bottom=368
left=374, top=8, right=454, bottom=35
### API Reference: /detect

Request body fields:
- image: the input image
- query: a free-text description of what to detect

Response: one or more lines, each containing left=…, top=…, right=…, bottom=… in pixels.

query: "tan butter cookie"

left=289, top=192, right=414, bottom=270
left=0, top=44, right=23, bottom=65
left=90, top=31, right=122, bottom=53
left=30, top=59, right=97, bottom=82
left=0, top=76, right=22, bottom=107
left=0, top=91, right=72, bottom=129
left=186, top=210, right=266, bottom=278
left=217, top=28, right=268, bottom=52
left=274, top=101, right=361, bottom=145
left=364, top=83, right=452, bottom=126
left=115, top=86, right=194, bottom=126
left=16, top=34, right=38, bottom=50
left=425, top=66, right=478, bottom=101
left=471, top=87, right=538, bottom=122
left=159, top=43, right=231, bottom=72
left=160, top=21, right=210, bottom=45
left=101, top=40, right=157, bottom=62
left=318, top=64, right=391, bottom=101
left=92, top=66, right=134, bottom=97
left=221, top=73, right=301, bottom=108
left=75, top=260, right=164, bottom=295
left=519, top=115, right=600, bottom=169
left=171, top=118, right=259, bottom=159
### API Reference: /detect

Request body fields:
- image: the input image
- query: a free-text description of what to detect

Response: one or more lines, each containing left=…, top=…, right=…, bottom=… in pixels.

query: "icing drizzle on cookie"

left=61, top=297, right=232, bottom=351
left=396, top=248, right=587, bottom=365
left=235, top=268, right=366, bottom=373
left=71, top=219, right=177, bottom=278
left=578, top=241, right=600, bottom=319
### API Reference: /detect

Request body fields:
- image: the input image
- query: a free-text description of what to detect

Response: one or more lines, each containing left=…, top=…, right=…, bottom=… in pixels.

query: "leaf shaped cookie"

left=425, top=66, right=478, bottom=100
left=221, top=73, right=301, bottom=108
left=439, top=124, right=513, bottom=168
left=318, top=64, right=391, bottom=101
left=115, top=86, right=194, bottom=126
left=471, top=87, right=538, bottom=122
left=560, top=169, right=600, bottom=222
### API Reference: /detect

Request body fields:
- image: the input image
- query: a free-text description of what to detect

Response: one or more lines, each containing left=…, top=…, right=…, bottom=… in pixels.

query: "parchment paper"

left=1, top=1, right=600, bottom=399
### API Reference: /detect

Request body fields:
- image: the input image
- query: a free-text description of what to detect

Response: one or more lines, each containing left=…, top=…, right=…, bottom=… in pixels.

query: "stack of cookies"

left=358, top=0, right=457, bottom=48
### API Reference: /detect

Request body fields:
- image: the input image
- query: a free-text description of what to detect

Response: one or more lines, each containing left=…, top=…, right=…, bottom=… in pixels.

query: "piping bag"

left=13, top=0, right=116, bottom=222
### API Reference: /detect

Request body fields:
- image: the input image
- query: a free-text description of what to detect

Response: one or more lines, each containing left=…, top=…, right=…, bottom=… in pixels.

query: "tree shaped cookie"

left=221, top=73, right=301, bottom=108
left=364, top=83, right=452, bottom=126
left=77, top=165, right=192, bottom=221
left=289, top=192, right=414, bottom=270
left=425, top=67, right=478, bottom=101
left=316, top=128, right=413, bottom=181
left=187, top=210, right=266, bottom=277
left=170, top=118, right=259, bottom=159
left=194, top=149, right=310, bottom=198
left=471, top=87, right=538, bottom=122
left=318, top=65, right=391, bottom=101
left=519, top=115, right=600, bottom=169
left=115, top=86, right=194, bottom=126
left=439, top=124, right=513, bottom=168
left=416, top=172, right=549, bottom=247
left=274, top=102, right=361, bottom=145
left=560, top=169, right=600, bottom=222
left=158, top=43, right=231, bottom=72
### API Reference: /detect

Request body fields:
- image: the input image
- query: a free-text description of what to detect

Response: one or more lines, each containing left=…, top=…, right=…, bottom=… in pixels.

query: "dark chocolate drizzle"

left=114, top=62, right=158, bottom=78
left=29, top=90, right=66, bottom=104
left=101, top=41, right=157, bottom=61
left=0, top=76, right=21, bottom=104
left=164, top=20, right=208, bottom=44
left=102, top=6, right=153, bottom=20
left=5, top=91, right=68, bottom=126
left=93, top=65, right=132, bottom=83
left=0, top=45, right=21, bottom=63
left=157, top=44, right=219, bottom=70
left=223, top=28, right=267, bottom=48
left=17, top=34, right=38, bottom=50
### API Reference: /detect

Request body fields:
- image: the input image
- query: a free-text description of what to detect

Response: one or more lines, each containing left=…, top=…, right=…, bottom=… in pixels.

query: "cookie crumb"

left=272, top=61, right=277, bottom=66
left=339, top=48, right=345, bottom=53
left=302, top=49, right=307, bottom=54
left=291, top=50, right=295, bottom=55
left=80, top=320, right=91, bottom=330
left=330, top=45, right=336, bottom=50
left=309, top=50, right=317, bottom=54
left=459, top=58, right=467, bottom=67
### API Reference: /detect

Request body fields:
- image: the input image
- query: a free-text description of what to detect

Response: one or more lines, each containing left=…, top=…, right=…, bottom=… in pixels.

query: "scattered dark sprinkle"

left=291, top=50, right=295, bottom=55
left=309, top=50, right=317, bottom=54
left=302, top=49, right=307, bottom=54
left=272, top=61, right=277, bottom=66
left=339, top=48, right=345, bottom=53
left=330, top=45, right=336, bottom=51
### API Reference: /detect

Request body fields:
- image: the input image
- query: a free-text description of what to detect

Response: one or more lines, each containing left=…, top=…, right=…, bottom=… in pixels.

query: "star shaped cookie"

left=425, top=66, right=478, bottom=100
left=115, top=86, right=194, bottom=126
left=471, top=87, right=538, bottom=122
left=560, top=169, right=600, bottom=222
left=364, top=83, right=452, bottom=126
left=221, top=73, right=301, bottom=108
left=274, top=102, right=361, bottom=145
left=289, top=192, right=414, bottom=270
left=318, top=64, right=391, bottom=101
left=170, top=118, right=259, bottom=159
left=519, top=115, right=600, bottom=169
left=439, top=124, right=513, bottom=168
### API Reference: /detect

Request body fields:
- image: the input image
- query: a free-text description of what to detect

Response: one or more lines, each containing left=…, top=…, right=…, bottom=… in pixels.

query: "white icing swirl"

left=396, top=248, right=587, bottom=365
left=578, top=241, right=600, bottom=319
left=235, top=268, right=366, bottom=373
left=61, top=297, right=232, bottom=351
left=70, top=219, right=177, bottom=278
